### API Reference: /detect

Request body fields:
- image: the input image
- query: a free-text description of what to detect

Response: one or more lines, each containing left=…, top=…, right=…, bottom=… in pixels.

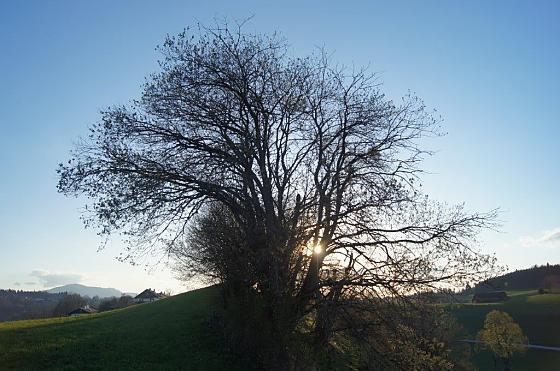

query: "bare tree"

left=58, top=21, right=497, bottom=368
left=52, top=294, right=87, bottom=317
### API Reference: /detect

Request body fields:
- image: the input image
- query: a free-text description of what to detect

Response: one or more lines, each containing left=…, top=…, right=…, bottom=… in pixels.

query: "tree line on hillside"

left=0, top=290, right=136, bottom=322
left=58, top=21, right=499, bottom=370
left=51, top=293, right=135, bottom=316
left=475, top=264, right=560, bottom=292
left=0, top=290, right=65, bottom=322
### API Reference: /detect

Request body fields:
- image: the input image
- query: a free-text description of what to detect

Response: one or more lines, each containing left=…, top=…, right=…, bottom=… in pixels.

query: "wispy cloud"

left=30, top=270, right=84, bottom=288
left=520, top=227, right=560, bottom=248
left=24, top=282, right=36, bottom=286
left=13, top=282, right=21, bottom=286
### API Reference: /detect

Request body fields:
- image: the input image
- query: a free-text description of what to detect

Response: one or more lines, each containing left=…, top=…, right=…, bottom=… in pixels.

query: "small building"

left=68, top=306, right=97, bottom=317
left=472, top=291, right=509, bottom=303
left=134, top=288, right=166, bottom=303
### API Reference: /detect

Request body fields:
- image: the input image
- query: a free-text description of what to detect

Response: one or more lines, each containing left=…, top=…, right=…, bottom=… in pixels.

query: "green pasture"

left=0, top=286, right=249, bottom=370
left=449, top=290, right=560, bottom=370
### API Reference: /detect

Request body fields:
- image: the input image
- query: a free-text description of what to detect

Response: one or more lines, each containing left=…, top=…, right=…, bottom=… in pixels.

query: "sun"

left=313, top=243, right=323, bottom=255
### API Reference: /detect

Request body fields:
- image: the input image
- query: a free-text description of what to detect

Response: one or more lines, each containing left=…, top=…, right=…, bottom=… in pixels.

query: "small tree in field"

left=477, top=310, right=527, bottom=371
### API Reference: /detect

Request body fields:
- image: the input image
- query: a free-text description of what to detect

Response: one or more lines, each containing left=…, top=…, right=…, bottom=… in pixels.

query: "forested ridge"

left=476, top=264, right=560, bottom=291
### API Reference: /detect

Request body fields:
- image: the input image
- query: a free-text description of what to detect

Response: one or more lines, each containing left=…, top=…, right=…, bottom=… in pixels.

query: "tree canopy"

left=477, top=310, right=527, bottom=370
left=58, top=21, right=498, bottom=369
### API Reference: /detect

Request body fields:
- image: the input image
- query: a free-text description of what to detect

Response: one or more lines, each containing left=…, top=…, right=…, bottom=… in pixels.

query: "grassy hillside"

left=450, top=290, right=560, bottom=370
left=0, top=286, right=250, bottom=370
left=2, top=286, right=558, bottom=370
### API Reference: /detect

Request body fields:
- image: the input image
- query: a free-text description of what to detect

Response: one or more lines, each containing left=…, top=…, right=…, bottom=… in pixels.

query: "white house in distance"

left=134, top=288, right=166, bottom=303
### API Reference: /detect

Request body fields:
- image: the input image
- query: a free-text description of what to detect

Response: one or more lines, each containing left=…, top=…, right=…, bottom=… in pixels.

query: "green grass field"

left=1, top=287, right=558, bottom=370
left=0, top=286, right=250, bottom=370
left=449, top=290, right=560, bottom=370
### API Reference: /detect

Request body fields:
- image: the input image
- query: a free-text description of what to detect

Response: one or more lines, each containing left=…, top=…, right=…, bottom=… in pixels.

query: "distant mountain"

left=46, top=284, right=122, bottom=298
left=475, top=264, right=560, bottom=292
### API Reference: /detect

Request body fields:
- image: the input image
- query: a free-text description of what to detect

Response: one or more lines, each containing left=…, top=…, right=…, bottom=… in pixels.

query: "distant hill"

left=475, top=264, right=560, bottom=292
left=46, top=284, right=123, bottom=298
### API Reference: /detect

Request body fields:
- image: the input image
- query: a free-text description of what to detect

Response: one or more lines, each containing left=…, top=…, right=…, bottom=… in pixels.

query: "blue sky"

left=1, top=0, right=559, bottom=293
